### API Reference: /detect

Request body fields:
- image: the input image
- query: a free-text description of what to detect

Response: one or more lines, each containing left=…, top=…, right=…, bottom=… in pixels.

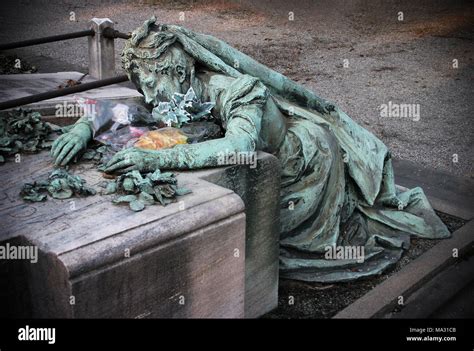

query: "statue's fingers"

left=51, top=135, right=65, bottom=156
left=115, top=165, right=139, bottom=174
left=55, top=142, right=74, bottom=166
left=52, top=137, right=70, bottom=160
left=104, top=160, right=134, bottom=173
left=60, top=143, right=83, bottom=166
left=105, top=155, right=123, bottom=169
left=50, top=139, right=58, bottom=156
left=105, top=151, right=134, bottom=168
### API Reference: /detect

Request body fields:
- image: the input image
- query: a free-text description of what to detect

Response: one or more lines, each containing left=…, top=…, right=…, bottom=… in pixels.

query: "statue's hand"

left=104, top=148, right=162, bottom=174
left=51, top=123, right=91, bottom=166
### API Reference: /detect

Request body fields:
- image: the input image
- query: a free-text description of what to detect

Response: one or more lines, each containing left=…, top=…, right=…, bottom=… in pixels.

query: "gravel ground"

left=263, top=211, right=466, bottom=319
left=0, top=0, right=473, bottom=177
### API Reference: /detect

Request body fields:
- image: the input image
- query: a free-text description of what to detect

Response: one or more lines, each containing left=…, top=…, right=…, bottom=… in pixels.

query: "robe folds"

left=216, top=74, right=449, bottom=282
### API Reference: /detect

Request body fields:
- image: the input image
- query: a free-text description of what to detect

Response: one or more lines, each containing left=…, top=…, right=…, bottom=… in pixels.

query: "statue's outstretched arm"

left=104, top=106, right=262, bottom=173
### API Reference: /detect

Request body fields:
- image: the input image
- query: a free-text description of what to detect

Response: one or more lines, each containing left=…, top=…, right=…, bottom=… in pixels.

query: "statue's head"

left=121, top=18, right=195, bottom=106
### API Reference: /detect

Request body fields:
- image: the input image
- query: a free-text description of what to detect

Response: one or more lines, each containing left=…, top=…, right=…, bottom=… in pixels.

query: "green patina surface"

left=50, top=17, right=450, bottom=282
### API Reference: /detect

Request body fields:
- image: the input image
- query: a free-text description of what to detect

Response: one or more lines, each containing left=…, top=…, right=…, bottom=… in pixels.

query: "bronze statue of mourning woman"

left=51, top=17, right=449, bottom=282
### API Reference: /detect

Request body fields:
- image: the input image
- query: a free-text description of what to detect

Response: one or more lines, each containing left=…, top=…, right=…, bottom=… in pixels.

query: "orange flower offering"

left=134, top=128, right=188, bottom=150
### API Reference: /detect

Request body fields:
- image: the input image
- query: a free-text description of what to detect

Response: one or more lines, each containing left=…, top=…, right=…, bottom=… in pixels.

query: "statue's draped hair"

left=121, top=17, right=177, bottom=73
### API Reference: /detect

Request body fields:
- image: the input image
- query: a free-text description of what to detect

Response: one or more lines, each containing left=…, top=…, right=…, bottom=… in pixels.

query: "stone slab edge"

left=333, top=219, right=474, bottom=319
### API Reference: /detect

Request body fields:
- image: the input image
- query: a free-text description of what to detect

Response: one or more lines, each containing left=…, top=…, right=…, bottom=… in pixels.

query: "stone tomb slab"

left=0, top=150, right=281, bottom=318
left=0, top=152, right=246, bottom=318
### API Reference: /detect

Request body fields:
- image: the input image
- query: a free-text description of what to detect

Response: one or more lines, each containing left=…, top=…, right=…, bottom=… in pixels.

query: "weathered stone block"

left=1, top=151, right=280, bottom=318
left=193, top=151, right=281, bottom=318
left=0, top=153, right=246, bottom=318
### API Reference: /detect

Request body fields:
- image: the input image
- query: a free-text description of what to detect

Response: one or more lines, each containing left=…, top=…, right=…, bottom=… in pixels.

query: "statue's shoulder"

left=207, top=72, right=236, bottom=88
left=206, top=72, right=264, bottom=89
left=215, top=74, right=269, bottom=112
left=203, top=72, right=268, bottom=109
left=226, top=74, right=268, bottom=100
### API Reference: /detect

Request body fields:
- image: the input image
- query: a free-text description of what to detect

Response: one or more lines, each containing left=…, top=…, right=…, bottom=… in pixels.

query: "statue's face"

left=129, top=47, right=191, bottom=106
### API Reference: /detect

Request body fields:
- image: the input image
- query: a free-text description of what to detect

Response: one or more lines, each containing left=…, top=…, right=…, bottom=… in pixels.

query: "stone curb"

left=333, top=220, right=474, bottom=319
